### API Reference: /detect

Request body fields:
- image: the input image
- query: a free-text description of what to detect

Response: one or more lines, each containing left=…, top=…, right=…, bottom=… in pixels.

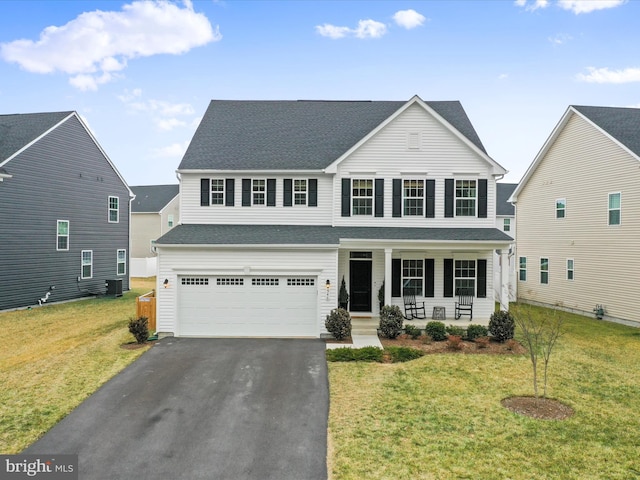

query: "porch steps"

left=350, top=316, right=379, bottom=336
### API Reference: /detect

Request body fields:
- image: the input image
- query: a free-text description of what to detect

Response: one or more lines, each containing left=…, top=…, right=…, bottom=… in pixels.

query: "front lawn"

left=0, top=278, right=156, bottom=453
left=328, top=305, right=640, bottom=479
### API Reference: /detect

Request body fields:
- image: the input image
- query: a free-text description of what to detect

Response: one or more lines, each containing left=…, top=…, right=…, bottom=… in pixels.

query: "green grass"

left=0, top=278, right=156, bottom=453
left=328, top=304, right=640, bottom=479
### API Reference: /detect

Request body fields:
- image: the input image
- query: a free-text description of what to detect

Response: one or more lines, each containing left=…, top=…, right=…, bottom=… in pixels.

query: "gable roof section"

left=178, top=97, right=495, bottom=171
left=496, top=183, right=517, bottom=216
left=131, top=184, right=179, bottom=213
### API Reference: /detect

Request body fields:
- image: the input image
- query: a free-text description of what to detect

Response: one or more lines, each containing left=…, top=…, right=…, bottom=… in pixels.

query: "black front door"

left=349, top=260, right=372, bottom=312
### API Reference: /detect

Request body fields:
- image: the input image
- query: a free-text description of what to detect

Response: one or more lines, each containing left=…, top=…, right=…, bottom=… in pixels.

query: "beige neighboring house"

left=495, top=183, right=517, bottom=302
left=509, top=105, right=640, bottom=326
left=130, top=185, right=180, bottom=277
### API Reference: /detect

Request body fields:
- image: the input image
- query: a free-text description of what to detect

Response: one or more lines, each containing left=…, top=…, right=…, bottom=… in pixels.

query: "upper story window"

left=57, top=220, right=69, bottom=251
left=211, top=179, right=224, bottom=205
left=503, top=218, right=511, bottom=232
left=81, top=250, right=93, bottom=279
left=455, top=180, right=476, bottom=216
left=352, top=179, right=373, bottom=216
left=294, top=179, right=307, bottom=205
left=403, top=179, right=424, bottom=216
left=108, top=196, right=119, bottom=223
left=556, top=198, right=566, bottom=219
left=252, top=179, right=266, bottom=205
left=519, top=257, right=527, bottom=282
left=608, top=192, right=621, bottom=225
left=540, top=257, right=549, bottom=285
left=168, top=214, right=174, bottom=228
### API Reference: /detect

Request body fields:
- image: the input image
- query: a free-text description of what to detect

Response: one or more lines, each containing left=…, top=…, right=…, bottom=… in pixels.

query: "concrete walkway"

left=326, top=334, right=383, bottom=349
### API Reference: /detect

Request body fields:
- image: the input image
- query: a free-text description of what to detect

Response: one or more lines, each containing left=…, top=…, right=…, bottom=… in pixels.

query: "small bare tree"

left=512, top=305, right=564, bottom=398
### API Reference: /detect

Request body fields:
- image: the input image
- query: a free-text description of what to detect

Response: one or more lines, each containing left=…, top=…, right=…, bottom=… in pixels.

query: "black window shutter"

left=267, top=179, right=276, bottom=206
left=283, top=179, right=292, bottom=207
left=444, top=258, right=454, bottom=297
left=445, top=179, right=454, bottom=218
left=392, top=258, right=401, bottom=297
left=392, top=179, right=402, bottom=217
left=225, top=178, right=235, bottom=206
left=200, top=179, right=210, bottom=206
left=341, top=178, right=351, bottom=217
left=242, top=179, right=251, bottom=206
left=477, top=259, right=487, bottom=298
left=308, top=179, right=318, bottom=207
left=426, top=179, right=435, bottom=218
left=425, top=258, right=435, bottom=297
left=478, top=179, right=488, bottom=218
left=375, top=178, right=384, bottom=217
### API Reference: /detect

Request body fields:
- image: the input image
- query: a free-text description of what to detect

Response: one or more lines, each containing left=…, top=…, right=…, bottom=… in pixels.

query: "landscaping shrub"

left=446, top=325, right=466, bottom=338
left=326, top=346, right=383, bottom=362
left=385, top=346, right=424, bottom=362
left=325, top=308, right=352, bottom=340
left=425, top=321, right=447, bottom=341
left=421, top=334, right=433, bottom=345
left=447, top=334, right=464, bottom=350
left=404, top=324, right=422, bottom=339
left=489, top=310, right=515, bottom=342
left=466, top=324, right=489, bottom=341
left=475, top=336, right=491, bottom=349
left=379, top=305, right=404, bottom=339
left=128, top=316, right=149, bottom=344
left=505, top=339, right=519, bottom=351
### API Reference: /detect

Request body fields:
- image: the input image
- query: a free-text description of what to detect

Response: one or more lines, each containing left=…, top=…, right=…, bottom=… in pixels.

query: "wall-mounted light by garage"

left=163, top=279, right=169, bottom=288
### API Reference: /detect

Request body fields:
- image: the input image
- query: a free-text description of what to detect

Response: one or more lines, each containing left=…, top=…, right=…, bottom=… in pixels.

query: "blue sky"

left=0, top=0, right=637, bottom=186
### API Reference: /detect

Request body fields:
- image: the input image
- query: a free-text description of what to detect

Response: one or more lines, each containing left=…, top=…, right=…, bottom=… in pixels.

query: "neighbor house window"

left=168, top=214, right=174, bottom=228
left=519, top=256, right=527, bottom=282
left=402, top=259, right=423, bottom=296
left=455, top=180, right=476, bottom=216
left=455, top=260, right=475, bottom=295
left=403, top=179, right=424, bottom=216
left=608, top=192, right=621, bottom=225
left=252, top=179, right=266, bottom=205
left=81, top=250, right=93, bottom=279
left=566, top=259, right=574, bottom=281
left=540, top=258, right=549, bottom=285
left=503, top=218, right=511, bottom=232
left=108, top=196, right=119, bottom=223
left=211, top=179, right=224, bottom=205
left=556, top=198, right=566, bottom=219
left=352, top=179, right=373, bottom=215
left=294, top=179, right=307, bottom=205
left=57, top=220, right=69, bottom=251
left=117, top=249, right=126, bottom=275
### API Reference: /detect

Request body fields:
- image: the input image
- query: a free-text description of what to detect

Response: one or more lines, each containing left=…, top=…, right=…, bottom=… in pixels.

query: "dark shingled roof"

left=131, top=184, right=179, bottom=213
left=179, top=99, right=487, bottom=171
left=496, top=183, right=517, bottom=216
left=572, top=105, right=640, bottom=157
left=0, top=111, right=72, bottom=163
left=156, top=224, right=513, bottom=246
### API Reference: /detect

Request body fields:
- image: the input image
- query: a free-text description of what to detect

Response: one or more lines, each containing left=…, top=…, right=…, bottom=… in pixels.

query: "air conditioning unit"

left=105, top=279, right=123, bottom=298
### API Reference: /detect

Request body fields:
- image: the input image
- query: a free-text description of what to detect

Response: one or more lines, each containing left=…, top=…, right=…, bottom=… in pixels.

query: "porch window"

left=403, top=179, right=424, bottom=216
left=455, top=180, right=476, bottom=216
left=519, top=256, right=527, bottom=282
left=252, top=179, right=266, bottom=205
left=211, top=179, right=225, bottom=205
left=294, top=179, right=307, bottom=205
left=454, top=260, right=475, bottom=295
left=352, top=179, right=373, bottom=215
left=540, top=258, right=549, bottom=284
left=402, top=259, right=423, bottom=296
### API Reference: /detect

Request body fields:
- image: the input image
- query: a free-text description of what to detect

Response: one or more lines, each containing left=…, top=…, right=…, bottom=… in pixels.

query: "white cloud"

left=498, top=73, right=509, bottom=80
left=515, top=0, right=550, bottom=12
left=558, top=0, right=626, bottom=14
left=316, top=18, right=387, bottom=39
left=0, top=0, right=220, bottom=90
left=155, top=118, right=188, bottom=131
left=152, top=141, right=190, bottom=158
left=119, top=88, right=196, bottom=131
left=548, top=33, right=572, bottom=45
left=577, top=67, right=640, bottom=83
left=392, top=9, right=426, bottom=29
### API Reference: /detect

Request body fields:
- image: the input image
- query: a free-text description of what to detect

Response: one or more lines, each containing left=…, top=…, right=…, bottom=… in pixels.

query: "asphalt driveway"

left=25, top=338, right=329, bottom=480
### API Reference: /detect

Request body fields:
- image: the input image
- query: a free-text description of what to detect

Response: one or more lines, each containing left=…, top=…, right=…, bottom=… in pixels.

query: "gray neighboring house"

left=0, top=111, right=132, bottom=311
left=494, top=183, right=517, bottom=301
left=130, top=184, right=180, bottom=277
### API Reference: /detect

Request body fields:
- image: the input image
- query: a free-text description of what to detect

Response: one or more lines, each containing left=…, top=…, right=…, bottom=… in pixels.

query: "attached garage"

left=177, top=275, right=318, bottom=337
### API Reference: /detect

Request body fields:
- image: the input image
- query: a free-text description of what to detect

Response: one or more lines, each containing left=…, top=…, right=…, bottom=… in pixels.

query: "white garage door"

left=177, top=276, right=318, bottom=337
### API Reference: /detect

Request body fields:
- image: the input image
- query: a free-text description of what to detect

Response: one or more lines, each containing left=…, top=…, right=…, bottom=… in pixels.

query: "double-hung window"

left=117, top=249, right=126, bottom=275
left=57, top=220, right=69, bottom=251
left=403, top=179, right=424, bottom=216
left=455, top=180, right=476, bottom=216
left=566, top=259, right=574, bottom=281
left=81, top=250, right=93, bottom=279
left=352, top=179, right=373, bottom=215
left=402, top=260, right=423, bottom=295
left=252, top=179, right=266, bottom=205
left=294, top=179, right=307, bottom=205
left=168, top=214, right=174, bottom=228
left=556, top=198, right=566, bottom=219
left=519, top=257, right=527, bottom=282
left=455, top=260, right=475, bottom=295
left=608, top=192, right=621, bottom=225
left=503, top=218, right=511, bottom=232
left=210, top=179, right=225, bottom=205
left=540, top=258, right=549, bottom=285
left=108, top=196, right=119, bottom=223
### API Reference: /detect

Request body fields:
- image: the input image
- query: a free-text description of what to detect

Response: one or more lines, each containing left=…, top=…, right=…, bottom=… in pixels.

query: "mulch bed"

left=379, top=334, right=527, bottom=355
left=502, top=396, right=575, bottom=420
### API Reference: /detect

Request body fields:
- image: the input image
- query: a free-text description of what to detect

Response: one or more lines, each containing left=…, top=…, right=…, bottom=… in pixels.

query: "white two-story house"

left=154, top=96, right=513, bottom=337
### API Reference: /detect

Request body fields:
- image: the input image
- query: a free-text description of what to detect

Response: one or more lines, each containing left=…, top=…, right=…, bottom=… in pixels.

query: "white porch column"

left=500, top=250, right=510, bottom=312
left=384, top=248, right=393, bottom=306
